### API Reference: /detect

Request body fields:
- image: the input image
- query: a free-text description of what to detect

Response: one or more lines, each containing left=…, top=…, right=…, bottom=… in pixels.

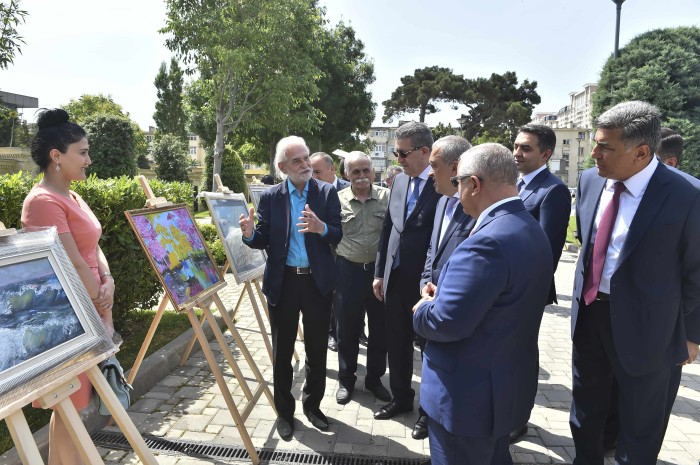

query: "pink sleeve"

left=22, top=192, right=71, bottom=234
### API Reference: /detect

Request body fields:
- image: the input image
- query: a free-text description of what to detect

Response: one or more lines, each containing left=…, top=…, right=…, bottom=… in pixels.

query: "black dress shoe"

left=304, top=408, right=329, bottom=430
left=328, top=336, right=338, bottom=352
left=412, top=414, right=428, bottom=439
left=336, top=386, right=353, bottom=404
left=365, top=383, right=391, bottom=402
left=374, top=399, right=413, bottom=419
left=359, top=333, right=369, bottom=346
left=276, top=417, right=294, bottom=440
left=509, top=425, right=527, bottom=443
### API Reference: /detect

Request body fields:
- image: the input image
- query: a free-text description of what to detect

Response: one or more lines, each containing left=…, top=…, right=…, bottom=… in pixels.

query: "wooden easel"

left=0, top=226, right=157, bottom=465
left=123, top=176, right=274, bottom=464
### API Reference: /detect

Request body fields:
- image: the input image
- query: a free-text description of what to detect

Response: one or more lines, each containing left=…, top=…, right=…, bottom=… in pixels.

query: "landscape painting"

left=0, top=257, right=85, bottom=373
left=126, top=204, right=224, bottom=309
left=248, top=183, right=269, bottom=210
left=204, top=193, right=266, bottom=284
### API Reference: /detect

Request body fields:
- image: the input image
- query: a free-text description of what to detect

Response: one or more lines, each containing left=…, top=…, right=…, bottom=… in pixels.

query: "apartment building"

left=144, top=126, right=206, bottom=166
left=548, top=128, right=593, bottom=188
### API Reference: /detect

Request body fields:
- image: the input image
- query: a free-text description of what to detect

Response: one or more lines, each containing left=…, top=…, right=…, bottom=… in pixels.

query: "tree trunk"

left=419, top=105, right=426, bottom=123
left=269, top=138, right=276, bottom=177
left=213, top=112, right=225, bottom=188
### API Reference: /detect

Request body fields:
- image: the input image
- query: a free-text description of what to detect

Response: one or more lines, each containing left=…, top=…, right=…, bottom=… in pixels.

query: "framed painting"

left=125, top=204, right=225, bottom=310
left=247, top=183, right=269, bottom=210
left=0, top=227, right=115, bottom=399
left=203, top=192, right=266, bottom=284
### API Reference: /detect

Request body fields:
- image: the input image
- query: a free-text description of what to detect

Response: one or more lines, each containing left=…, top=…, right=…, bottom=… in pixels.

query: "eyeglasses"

left=393, top=146, right=426, bottom=158
left=450, top=174, right=483, bottom=187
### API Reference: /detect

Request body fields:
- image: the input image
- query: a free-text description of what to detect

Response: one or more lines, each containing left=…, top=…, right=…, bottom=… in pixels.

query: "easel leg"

left=253, top=279, right=300, bottom=362
left=185, top=307, right=260, bottom=465
left=87, top=366, right=158, bottom=465
left=5, top=411, right=45, bottom=465
left=53, top=398, right=104, bottom=464
left=244, top=280, right=273, bottom=363
left=127, top=295, right=168, bottom=387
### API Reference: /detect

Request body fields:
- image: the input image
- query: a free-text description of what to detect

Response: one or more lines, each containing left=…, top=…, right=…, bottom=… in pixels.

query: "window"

left=562, top=139, right=570, bottom=145
left=189, top=134, right=197, bottom=141
left=189, top=147, right=197, bottom=155
left=372, top=159, right=385, bottom=171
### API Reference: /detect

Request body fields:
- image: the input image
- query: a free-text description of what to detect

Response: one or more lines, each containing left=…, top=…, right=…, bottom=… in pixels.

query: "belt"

left=285, top=265, right=311, bottom=275
left=595, top=292, right=610, bottom=301
left=338, top=256, right=374, bottom=271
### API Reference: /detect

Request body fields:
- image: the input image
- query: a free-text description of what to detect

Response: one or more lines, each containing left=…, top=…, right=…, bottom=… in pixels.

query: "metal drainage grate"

left=92, top=430, right=426, bottom=465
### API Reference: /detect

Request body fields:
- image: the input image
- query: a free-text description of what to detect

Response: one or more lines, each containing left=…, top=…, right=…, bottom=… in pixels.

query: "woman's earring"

left=56, top=164, right=61, bottom=172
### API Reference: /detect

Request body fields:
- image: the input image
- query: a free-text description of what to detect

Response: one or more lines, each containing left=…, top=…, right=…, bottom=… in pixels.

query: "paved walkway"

left=99, top=251, right=700, bottom=464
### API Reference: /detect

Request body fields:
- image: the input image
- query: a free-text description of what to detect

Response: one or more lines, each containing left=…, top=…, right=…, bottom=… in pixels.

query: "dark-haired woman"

left=21, top=108, right=114, bottom=465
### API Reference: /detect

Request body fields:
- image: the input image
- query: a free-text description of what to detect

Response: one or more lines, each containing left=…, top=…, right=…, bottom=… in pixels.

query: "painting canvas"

left=125, top=204, right=224, bottom=309
left=203, top=192, right=266, bottom=284
left=247, top=183, right=269, bottom=210
left=0, top=228, right=115, bottom=401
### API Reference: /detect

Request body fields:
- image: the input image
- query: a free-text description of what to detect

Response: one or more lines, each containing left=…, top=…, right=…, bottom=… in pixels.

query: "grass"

left=566, top=215, right=580, bottom=246
left=194, top=209, right=211, bottom=219
left=0, top=308, right=197, bottom=456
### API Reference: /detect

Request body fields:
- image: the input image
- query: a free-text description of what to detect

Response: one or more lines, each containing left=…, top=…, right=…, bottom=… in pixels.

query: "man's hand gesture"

left=297, top=204, right=325, bottom=234
left=239, top=207, right=255, bottom=238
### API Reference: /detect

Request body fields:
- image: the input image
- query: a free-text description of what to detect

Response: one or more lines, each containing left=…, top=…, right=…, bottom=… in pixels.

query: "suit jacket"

left=245, top=178, right=342, bottom=306
left=335, top=178, right=350, bottom=192
left=572, top=165, right=700, bottom=376
left=519, top=168, right=571, bottom=304
left=375, top=172, right=441, bottom=296
left=414, top=199, right=552, bottom=437
left=419, top=195, right=475, bottom=290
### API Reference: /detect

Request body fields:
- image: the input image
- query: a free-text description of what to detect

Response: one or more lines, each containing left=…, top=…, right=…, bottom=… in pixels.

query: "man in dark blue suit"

left=373, top=121, right=441, bottom=421
left=510, top=123, right=572, bottom=442
left=413, top=135, right=474, bottom=441
left=413, top=143, right=552, bottom=464
left=570, top=101, right=700, bottom=464
left=240, top=136, right=342, bottom=440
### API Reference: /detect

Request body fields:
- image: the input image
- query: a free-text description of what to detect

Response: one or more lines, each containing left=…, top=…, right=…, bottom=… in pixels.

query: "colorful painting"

left=0, top=257, right=85, bottom=372
left=204, top=193, right=266, bottom=284
left=126, top=204, right=223, bottom=308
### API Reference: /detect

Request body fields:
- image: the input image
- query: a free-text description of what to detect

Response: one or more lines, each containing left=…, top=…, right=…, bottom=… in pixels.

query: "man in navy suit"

left=373, top=121, right=441, bottom=421
left=510, top=123, right=572, bottom=441
left=413, top=135, right=474, bottom=440
left=240, top=136, right=342, bottom=440
left=413, top=143, right=552, bottom=464
left=570, top=101, right=700, bottom=464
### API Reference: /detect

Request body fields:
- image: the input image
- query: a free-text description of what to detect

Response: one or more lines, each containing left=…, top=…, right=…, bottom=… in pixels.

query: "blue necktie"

left=406, top=177, right=422, bottom=219
left=517, top=178, right=525, bottom=193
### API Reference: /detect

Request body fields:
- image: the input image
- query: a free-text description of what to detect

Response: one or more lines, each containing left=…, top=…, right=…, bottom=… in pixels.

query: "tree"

left=153, top=58, right=187, bottom=141
left=162, top=0, right=322, bottom=186
left=0, top=0, right=27, bottom=70
left=382, top=66, right=466, bottom=123
left=201, top=145, right=246, bottom=194
left=457, top=71, right=540, bottom=147
left=82, top=114, right=137, bottom=178
left=593, top=26, right=700, bottom=178
left=431, top=122, right=459, bottom=140
left=62, top=94, right=127, bottom=126
left=152, top=134, right=190, bottom=182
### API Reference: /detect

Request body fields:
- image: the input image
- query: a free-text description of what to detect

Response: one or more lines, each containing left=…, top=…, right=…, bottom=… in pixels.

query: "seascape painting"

left=127, top=205, right=223, bottom=307
left=0, top=257, right=85, bottom=373
left=206, top=194, right=266, bottom=283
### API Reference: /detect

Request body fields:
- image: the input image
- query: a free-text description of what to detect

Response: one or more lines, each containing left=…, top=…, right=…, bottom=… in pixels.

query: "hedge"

left=0, top=172, right=192, bottom=331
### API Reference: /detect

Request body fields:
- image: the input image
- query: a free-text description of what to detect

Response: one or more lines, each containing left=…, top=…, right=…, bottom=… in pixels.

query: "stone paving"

left=99, top=250, right=700, bottom=464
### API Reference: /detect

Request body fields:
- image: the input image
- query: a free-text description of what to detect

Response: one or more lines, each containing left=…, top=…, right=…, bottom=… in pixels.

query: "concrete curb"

left=0, top=313, right=227, bottom=465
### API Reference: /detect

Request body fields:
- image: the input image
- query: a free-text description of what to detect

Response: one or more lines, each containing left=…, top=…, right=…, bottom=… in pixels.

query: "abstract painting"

left=125, top=204, right=224, bottom=309
left=203, top=192, right=266, bottom=284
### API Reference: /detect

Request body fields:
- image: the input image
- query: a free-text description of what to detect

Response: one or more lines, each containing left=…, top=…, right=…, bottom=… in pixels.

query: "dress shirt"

left=336, top=185, right=389, bottom=263
left=406, top=165, right=431, bottom=205
left=473, top=197, right=521, bottom=232
left=438, top=194, right=460, bottom=247
left=519, top=164, right=548, bottom=190
left=595, top=156, right=658, bottom=293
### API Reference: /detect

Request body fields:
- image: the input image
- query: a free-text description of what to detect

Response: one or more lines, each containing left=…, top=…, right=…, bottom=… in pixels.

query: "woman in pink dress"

left=21, top=108, right=115, bottom=465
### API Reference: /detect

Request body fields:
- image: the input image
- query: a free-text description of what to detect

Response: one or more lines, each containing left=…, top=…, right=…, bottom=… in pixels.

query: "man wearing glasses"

left=373, top=121, right=441, bottom=427
left=413, top=143, right=552, bottom=464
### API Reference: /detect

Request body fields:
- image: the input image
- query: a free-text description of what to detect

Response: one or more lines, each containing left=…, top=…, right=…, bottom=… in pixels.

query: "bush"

left=0, top=173, right=192, bottom=331
left=197, top=223, right=226, bottom=266
left=83, top=114, right=138, bottom=179
left=153, top=134, right=190, bottom=182
left=201, top=145, right=247, bottom=194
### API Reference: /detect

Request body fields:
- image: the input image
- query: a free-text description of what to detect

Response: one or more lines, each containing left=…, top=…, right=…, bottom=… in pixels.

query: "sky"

left=1, top=0, right=699, bottom=130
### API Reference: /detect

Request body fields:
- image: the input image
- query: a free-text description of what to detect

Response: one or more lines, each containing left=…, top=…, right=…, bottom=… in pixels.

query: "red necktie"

left=582, top=181, right=625, bottom=305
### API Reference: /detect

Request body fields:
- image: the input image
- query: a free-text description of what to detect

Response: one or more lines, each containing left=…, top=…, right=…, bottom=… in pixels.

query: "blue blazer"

left=414, top=199, right=552, bottom=437
left=375, top=172, right=441, bottom=296
left=335, top=178, right=350, bottom=192
left=572, top=165, right=700, bottom=376
left=519, top=168, right=571, bottom=304
left=245, top=178, right=342, bottom=306
left=420, top=195, right=475, bottom=291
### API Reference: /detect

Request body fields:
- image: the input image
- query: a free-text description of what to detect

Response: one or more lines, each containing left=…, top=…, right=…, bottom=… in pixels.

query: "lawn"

left=566, top=215, right=579, bottom=246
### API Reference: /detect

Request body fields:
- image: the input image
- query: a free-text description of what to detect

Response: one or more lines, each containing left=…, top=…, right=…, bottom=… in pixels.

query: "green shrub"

left=0, top=173, right=192, bottom=332
left=197, top=223, right=226, bottom=266
left=83, top=114, right=138, bottom=179
left=201, top=145, right=247, bottom=194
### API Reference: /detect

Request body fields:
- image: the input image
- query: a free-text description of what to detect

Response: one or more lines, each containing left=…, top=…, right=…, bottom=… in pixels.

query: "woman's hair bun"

left=36, top=108, right=71, bottom=129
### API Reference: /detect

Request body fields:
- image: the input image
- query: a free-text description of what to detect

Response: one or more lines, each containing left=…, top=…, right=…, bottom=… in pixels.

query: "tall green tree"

left=593, top=26, right=700, bottom=178
left=82, top=114, right=137, bottom=178
left=153, top=58, right=187, bottom=141
left=457, top=71, right=540, bottom=147
left=383, top=66, right=466, bottom=123
left=0, top=0, right=27, bottom=69
left=152, top=134, right=190, bottom=182
left=161, top=0, right=323, bottom=186
left=201, top=145, right=246, bottom=194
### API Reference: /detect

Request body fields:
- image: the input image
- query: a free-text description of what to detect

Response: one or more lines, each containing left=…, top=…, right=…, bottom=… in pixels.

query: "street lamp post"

left=612, top=0, right=625, bottom=59
left=456, top=116, right=468, bottom=138
left=576, top=133, right=585, bottom=180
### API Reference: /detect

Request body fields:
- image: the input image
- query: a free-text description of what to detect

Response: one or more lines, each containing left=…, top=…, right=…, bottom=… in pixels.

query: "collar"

left=474, top=196, right=521, bottom=231
left=332, top=176, right=339, bottom=186
left=606, top=156, right=658, bottom=199
left=415, top=164, right=431, bottom=181
left=348, top=183, right=378, bottom=201
left=520, top=164, right=548, bottom=187
left=286, top=178, right=310, bottom=197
